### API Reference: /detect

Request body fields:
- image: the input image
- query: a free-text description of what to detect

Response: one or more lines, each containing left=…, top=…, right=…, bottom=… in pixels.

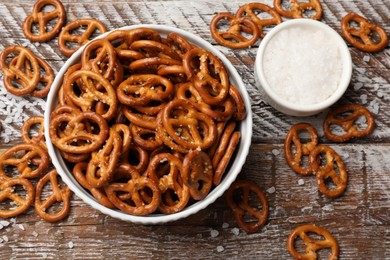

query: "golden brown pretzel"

left=229, top=85, right=247, bottom=121
left=8, top=55, right=54, bottom=98
left=323, top=104, right=375, bottom=142
left=130, top=40, right=181, bottom=61
left=129, top=57, right=182, bottom=73
left=81, top=39, right=118, bottom=81
left=287, top=224, right=339, bottom=260
left=72, top=162, right=115, bottom=209
left=105, top=164, right=161, bottom=215
left=111, top=124, right=132, bottom=154
left=341, top=13, right=388, bottom=53
left=183, top=48, right=230, bottom=105
left=58, top=18, right=107, bottom=57
left=274, top=0, right=322, bottom=20
left=22, top=0, right=66, bottom=42
left=21, top=116, right=47, bottom=150
left=165, top=32, right=194, bottom=57
left=145, top=153, right=190, bottom=214
left=0, top=143, right=49, bottom=180
left=158, top=99, right=217, bottom=153
left=0, top=46, right=40, bottom=96
left=226, top=180, right=269, bottom=233
left=117, top=74, right=174, bottom=107
left=176, top=82, right=234, bottom=122
left=0, top=178, right=35, bottom=218
left=35, top=169, right=72, bottom=222
left=309, top=145, right=348, bottom=198
left=86, top=128, right=122, bottom=188
left=210, top=12, right=261, bottom=49
left=284, top=123, right=319, bottom=175
left=120, top=144, right=149, bottom=174
left=182, top=150, right=213, bottom=200
left=63, top=70, right=118, bottom=120
left=49, top=109, right=109, bottom=154
left=123, top=106, right=158, bottom=130
left=236, top=2, right=282, bottom=38
left=130, top=124, right=163, bottom=151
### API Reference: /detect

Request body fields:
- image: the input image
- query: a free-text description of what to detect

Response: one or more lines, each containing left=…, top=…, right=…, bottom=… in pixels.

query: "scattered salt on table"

left=271, top=149, right=280, bottom=156
left=363, top=55, right=370, bottom=62
left=2, top=235, right=9, bottom=242
left=297, top=179, right=305, bottom=186
left=231, top=228, right=240, bottom=236
left=68, top=241, right=74, bottom=248
left=222, top=223, right=229, bottom=229
left=266, top=186, right=276, bottom=194
left=210, top=229, right=219, bottom=238
left=32, top=231, right=39, bottom=237
left=0, top=220, right=10, bottom=227
left=216, top=246, right=225, bottom=253
left=353, top=82, right=364, bottom=91
left=17, top=224, right=25, bottom=230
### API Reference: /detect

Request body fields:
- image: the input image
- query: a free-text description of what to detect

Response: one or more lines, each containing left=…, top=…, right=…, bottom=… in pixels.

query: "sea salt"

left=266, top=186, right=276, bottom=194
left=297, top=179, right=305, bottom=186
left=68, top=241, right=74, bottom=248
left=353, top=82, right=364, bottom=91
left=0, top=220, right=10, bottom=227
left=17, top=224, right=25, bottom=230
left=216, top=246, right=225, bottom=253
left=210, top=229, right=219, bottom=238
left=222, top=223, right=229, bottom=229
left=271, top=149, right=280, bottom=156
left=231, top=228, right=240, bottom=236
left=263, top=26, right=343, bottom=105
left=32, top=231, right=39, bottom=237
left=363, top=55, right=370, bottom=62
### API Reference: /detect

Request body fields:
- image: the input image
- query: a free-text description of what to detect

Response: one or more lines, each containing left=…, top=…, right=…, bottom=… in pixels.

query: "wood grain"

left=0, top=0, right=389, bottom=259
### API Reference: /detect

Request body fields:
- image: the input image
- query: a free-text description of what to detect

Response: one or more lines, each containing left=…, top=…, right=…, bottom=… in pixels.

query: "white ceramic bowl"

left=255, top=19, right=352, bottom=117
left=44, top=24, right=253, bottom=224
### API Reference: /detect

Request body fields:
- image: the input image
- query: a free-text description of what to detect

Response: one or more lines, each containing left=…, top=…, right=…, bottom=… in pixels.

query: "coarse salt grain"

left=222, top=222, right=229, bottom=229
left=363, top=55, right=370, bottom=62
left=210, top=229, right=219, bottom=238
left=216, top=246, right=225, bottom=253
left=17, top=224, right=25, bottom=230
left=2, top=235, right=8, bottom=242
left=263, top=26, right=342, bottom=105
left=0, top=220, right=10, bottom=227
left=32, top=231, right=39, bottom=237
left=297, top=179, right=305, bottom=186
left=68, top=241, right=74, bottom=248
left=354, top=82, right=364, bottom=91
left=231, top=228, right=240, bottom=236
left=271, top=149, right=280, bottom=156
left=266, top=186, right=276, bottom=194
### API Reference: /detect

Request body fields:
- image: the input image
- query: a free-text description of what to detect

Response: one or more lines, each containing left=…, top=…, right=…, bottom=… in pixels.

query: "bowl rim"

left=255, top=19, right=352, bottom=113
left=44, top=24, right=253, bottom=224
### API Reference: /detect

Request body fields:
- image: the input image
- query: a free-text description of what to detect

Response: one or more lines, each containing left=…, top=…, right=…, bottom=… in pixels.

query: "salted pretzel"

left=123, top=106, right=158, bottom=130
left=49, top=109, right=109, bottom=154
left=21, top=116, right=47, bottom=150
left=73, top=162, right=115, bottom=209
left=58, top=18, right=107, bottom=57
left=111, top=124, right=132, bottom=154
left=341, top=13, right=388, bottom=53
left=274, top=0, right=323, bottom=20
left=229, top=85, right=247, bottom=121
left=130, top=40, right=182, bottom=61
left=183, top=48, right=230, bottom=105
left=86, top=128, right=122, bottom=188
left=0, top=46, right=40, bottom=96
left=176, top=82, right=234, bottom=122
left=81, top=39, right=118, bottom=81
left=226, top=180, right=269, bottom=233
left=323, top=104, right=375, bottom=143
left=130, top=124, right=163, bottom=151
left=104, top=164, right=161, bottom=215
left=284, top=123, right=319, bottom=175
left=182, top=150, right=213, bottom=200
left=145, top=153, right=190, bottom=214
left=287, top=224, right=339, bottom=260
left=309, top=145, right=348, bottom=198
left=35, top=169, right=72, bottom=222
left=165, top=32, right=194, bottom=57
left=129, top=57, right=182, bottom=73
left=0, top=143, right=49, bottom=180
left=117, top=74, right=174, bottom=107
left=0, top=178, right=35, bottom=218
left=236, top=2, right=282, bottom=38
left=157, top=99, right=217, bottom=153
left=22, top=0, right=66, bottom=42
left=210, top=12, right=261, bottom=49
left=63, top=70, right=118, bottom=120
left=120, top=145, right=149, bottom=174
left=8, top=55, right=54, bottom=98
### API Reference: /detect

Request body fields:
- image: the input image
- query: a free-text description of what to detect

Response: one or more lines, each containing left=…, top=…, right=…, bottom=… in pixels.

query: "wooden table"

left=0, top=0, right=389, bottom=259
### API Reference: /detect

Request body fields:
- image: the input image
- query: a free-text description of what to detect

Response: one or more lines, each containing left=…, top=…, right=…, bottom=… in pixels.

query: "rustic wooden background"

left=0, top=0, right=389, bottom=259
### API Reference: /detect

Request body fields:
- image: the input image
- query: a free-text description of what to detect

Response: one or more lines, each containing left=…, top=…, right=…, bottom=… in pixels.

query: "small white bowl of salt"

left=255, top=19, right=352, bottom=116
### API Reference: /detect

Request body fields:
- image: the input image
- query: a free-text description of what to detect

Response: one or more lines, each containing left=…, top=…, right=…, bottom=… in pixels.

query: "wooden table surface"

left=0, top=0, right=389, bottom=259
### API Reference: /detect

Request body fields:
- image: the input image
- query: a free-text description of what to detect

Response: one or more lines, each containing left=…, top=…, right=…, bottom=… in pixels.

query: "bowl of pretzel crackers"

left=44, top=24, right=253, bottom=224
